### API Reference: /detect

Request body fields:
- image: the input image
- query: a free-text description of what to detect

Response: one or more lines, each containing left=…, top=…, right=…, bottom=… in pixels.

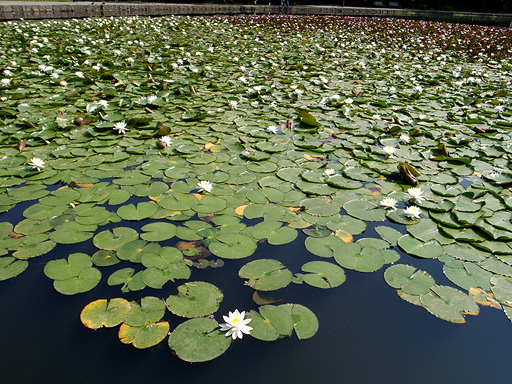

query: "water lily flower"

left=323, top=168, right=336, bottom=177
left=98, top=99, right=108, bottom=109
left=380, top=197, right=397, bottom=210
left=404, top=205, right=422, bottom=219
left=160, top=136, right=172, bottom=147
left=113, top=121, right=129, bottom=134
left=219, top=309, right=253, bottom=340
left=406, top=187, right=424, bottom=203
left=197, top=180, right=213, bottom=193
left=228, top=100, right=238, bottom=109
left=400, top=133, right=411, bottom=144
left=267, top=125, right=278, bottom=134
left=382, top=146, right=396, bottom=157
left=28, top=157, right=45, bottom=171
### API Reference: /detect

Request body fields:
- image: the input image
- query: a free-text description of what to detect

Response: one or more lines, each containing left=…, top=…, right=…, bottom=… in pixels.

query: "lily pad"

left=239, top=259, right=293, bottom=291
left=248, top=305, right=294, bottom=341
left=251, top=221, right=298, bottom=245
left=168, top=317, right=231, bottom=363
left=0, top=257, right=28, bottom=281
left=119, top=322, right=170, bottom=349
left=420, top=285, right=479, bottom=323
left=209, top=233, right=257, bottom=259
left=301, top=261, right=346, bottom=289
left=397, top=235, right=444, bottom=259
left=279, top=303, right=319, bottom=340
left=93, top=227, right=139, bottom=251
left=80, top=298, right=131, bottom=329
left=384, top=264, right=435, bottom=295
left=165, top=281, right=223, bottom=318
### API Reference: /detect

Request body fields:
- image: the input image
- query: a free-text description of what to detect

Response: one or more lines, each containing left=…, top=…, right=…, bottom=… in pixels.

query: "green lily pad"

left=420, top=285, right=479, bottom=323
left=80, top=298, right=131, bottom=329
left=251, top=221, right=298, bottom=245
left=124, top=296, right=166, bottom=327
left=165, top=281, right=223, bottom=318
left=343, top=199, right=386, bottom=221
left=49, top=221, right=96, bottom=244
left=0, top=257, right=28, bottom=281
left=490, top=275, right=512, bottom=304
left=140, top=222, right=176, bottom=241
left=91, top=250, right=121, bottom=267
left=93, top=227, right=139, bottom=251
left=168, top=317, right=231, bottom=363
left=117, top=240, right=160, bottom=263
left=384, top=264, right=435, bottom=295
left=107, top=268, right=146, bottom=293
left=397, top=235, right=444, bottom=259
left=209, top=233, right=257, bottom=259
left=301, top=261, right=346, bottom=288
left=305, top=235, right=344, bottom=258
left=239, top=259, right=292, bottom=291
left=334, top=243, right=385, bottom=273
left=44, top=253, right=92, bottom=280
left=279, top=303, right=319, bottom=340
left=117, top=202, right=158, bottom=221
left=53, top=267, right=102, bottom=295
left=248, top=305, right=294, bottom=341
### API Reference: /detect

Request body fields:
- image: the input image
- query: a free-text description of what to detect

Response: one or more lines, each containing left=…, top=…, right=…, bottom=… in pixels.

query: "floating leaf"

left=80, top=298, right=131, bottom=329
left=0, top=256, right=28, bottom=280
left=397, top=235, right=443, bottom=259
left=301, top=261, right=346, bottom=288
left=248, top=305, right=294, bottom=341
left=168, top=318, right=231, bottom=363
left=420, top=285, right=479, bottom=323
left=165, top=281, right=223, bottom=318
left=209, top=233, right=257, bottom=259
left=279, top=303, right=319, bottom=340
left=239, top=259, right=293, bottom=291
left=107, top=268, right=146, bottom=293
left=119, top=322, right=169, bottom=349
left=384, top=264, right=435, bottom=295
left=93, top=227, right=139, bottom=251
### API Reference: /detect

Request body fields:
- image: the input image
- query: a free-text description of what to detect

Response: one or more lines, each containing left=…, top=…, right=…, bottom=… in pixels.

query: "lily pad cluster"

left=0, top=14, right=512, bottom=362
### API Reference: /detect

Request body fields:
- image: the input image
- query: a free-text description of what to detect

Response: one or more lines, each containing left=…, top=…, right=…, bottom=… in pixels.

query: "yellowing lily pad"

left=80, top=298, right=131, bottom=329
left=119, top=322, right=170, bottom=349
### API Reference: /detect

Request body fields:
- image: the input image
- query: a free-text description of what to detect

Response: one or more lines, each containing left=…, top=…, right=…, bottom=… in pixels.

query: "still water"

left=0, top=190, right=507, bottom=384
left=1, top=227, right=511, bottom=384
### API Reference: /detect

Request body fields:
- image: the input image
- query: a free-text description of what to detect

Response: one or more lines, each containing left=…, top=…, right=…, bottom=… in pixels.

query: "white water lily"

left=228, top=100, right=238, bottom=109
left=400, top=133, right=411, bottom=143
left=267, top=125, right=278, bottom=134
left=219, top=309, right=253, bottom=340
left=382, top=146, right=396, bottom=157
left=404, top=205, right=422, bottom=219
left=406, top=187, right=424, bottom=203
left=160, top=136, right=172, bottom=146
left=28, top=157, right=45, bottom=171
left=323, top=168, right=336, bottom=177
left=197, top=180, right=213, bottom=193
left=113, top=121, right=129, bottom=134
left=380, top=197, right=397, bottom=210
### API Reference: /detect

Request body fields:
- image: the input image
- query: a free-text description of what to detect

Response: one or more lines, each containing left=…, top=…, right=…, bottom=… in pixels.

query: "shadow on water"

left=1, top=224, right=512, bottom=384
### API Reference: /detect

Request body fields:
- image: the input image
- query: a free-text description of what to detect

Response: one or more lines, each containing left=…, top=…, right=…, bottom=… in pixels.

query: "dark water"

left=1, top=229, right=512, bottom=384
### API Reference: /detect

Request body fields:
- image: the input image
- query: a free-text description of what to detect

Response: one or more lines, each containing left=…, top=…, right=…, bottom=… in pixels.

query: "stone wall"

left=0, top=2, right=511, bottom=27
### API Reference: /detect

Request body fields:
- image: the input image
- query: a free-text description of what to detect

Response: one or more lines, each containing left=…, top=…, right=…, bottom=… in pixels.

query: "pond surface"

left=1, top=13, right=512, bottom=384
left=1, top=233, right=511, bottom=384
